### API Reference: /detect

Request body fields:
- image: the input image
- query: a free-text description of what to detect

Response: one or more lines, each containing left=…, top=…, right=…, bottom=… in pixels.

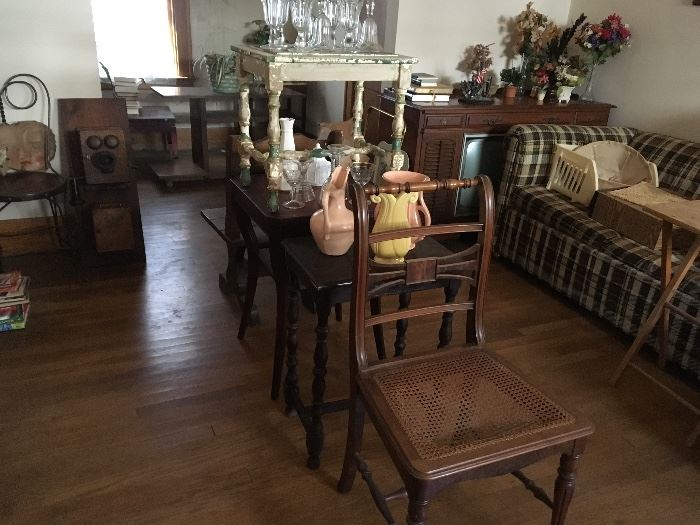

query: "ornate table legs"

left=237, top=73, right=252, bottom=187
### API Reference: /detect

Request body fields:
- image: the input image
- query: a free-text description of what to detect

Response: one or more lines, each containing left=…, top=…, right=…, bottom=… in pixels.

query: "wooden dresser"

left=368, top=93, right=614, bottom=221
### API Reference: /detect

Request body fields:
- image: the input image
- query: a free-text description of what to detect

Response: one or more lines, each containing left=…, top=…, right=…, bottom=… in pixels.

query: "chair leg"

left=551, top=451, right=583, bottom=525
left=334, top=302, right=343, bottom=321
left=237, top=251, right=259, bottom=339
left=406, top=498, right=429, bottom=525
left=337, top=392, right=366, bottom=493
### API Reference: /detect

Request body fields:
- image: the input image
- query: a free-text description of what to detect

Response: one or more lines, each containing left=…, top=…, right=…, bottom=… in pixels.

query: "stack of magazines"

left=0, top=271, right=30, bottom=332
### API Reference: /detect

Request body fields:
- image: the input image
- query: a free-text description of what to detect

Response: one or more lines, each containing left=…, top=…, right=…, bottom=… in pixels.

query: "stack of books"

left=408, top=73, right=453, bottom=103
left=0, top=271, right=30, bottom=332
left=113, top=77, right=142, bottom=116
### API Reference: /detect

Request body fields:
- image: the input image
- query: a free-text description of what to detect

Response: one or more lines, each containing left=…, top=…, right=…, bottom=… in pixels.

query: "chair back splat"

left=348, top=176, right=494, bottom=373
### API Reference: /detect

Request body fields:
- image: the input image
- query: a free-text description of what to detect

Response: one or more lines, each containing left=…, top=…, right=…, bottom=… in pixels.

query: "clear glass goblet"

left=339, top=0, right=362, bottom=49
left=291, top=0, right=312, bottom=49
left=260, top=0, right=291, bottom=50
left=325, top=0, right=340, bottom=50
left=350, top=161, right=374, bottom=187
left=358, top=0, right=380, bottom=52
left=310, top=2, right=333, bottom=50
left=282, top=160, right=305, bottom=209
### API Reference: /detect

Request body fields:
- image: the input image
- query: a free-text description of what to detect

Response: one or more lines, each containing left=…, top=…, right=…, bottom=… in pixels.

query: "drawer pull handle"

left=544, top=117, right=561, bottom=123
left=485, top=118, right=502, bottom=125
left=441, top=119, right=448, bottom=125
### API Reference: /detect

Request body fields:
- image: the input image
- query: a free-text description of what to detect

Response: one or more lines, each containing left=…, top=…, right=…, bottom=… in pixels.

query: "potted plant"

left=500, top=67, right=523, bottom=98
left=555, top=56, right=583, bottom=103
left=195, top=52, right=238, bottom=93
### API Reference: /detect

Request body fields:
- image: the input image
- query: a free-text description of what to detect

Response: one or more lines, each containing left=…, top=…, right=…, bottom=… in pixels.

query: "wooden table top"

left=229, top=175, right=320, bottom=236
left=642, top=199, right=700, bottom=235
left=151, top=86, right=306, bottom=99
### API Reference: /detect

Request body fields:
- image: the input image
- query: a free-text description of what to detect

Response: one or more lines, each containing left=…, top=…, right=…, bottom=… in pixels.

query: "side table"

left=610, top=198, right=700, bottom=445
left=233, top=44, right=417, bottom=211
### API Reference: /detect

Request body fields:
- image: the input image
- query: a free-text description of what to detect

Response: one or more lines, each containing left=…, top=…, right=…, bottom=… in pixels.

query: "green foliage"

left=195, top=53, right=236, bottom=89
left=500, top=67, right=524, bottom=86
left=244, top=20, right=270, bottom=45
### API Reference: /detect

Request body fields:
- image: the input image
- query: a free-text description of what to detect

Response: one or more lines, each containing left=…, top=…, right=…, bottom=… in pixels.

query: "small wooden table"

left=610, top=198, right=700, bottom=445
left=233, top=44, right=417, bottom=210
left=228, top=175, right=319, bottom=400
left=283, top=235, right=458, bottom=469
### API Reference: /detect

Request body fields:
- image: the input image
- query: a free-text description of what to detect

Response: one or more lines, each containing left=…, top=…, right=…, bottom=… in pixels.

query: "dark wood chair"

left=337, top=176, right=595, bottom=525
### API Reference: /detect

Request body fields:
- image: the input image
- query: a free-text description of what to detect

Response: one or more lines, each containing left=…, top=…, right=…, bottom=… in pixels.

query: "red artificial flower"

left=601, top=28, right=612, bottom=40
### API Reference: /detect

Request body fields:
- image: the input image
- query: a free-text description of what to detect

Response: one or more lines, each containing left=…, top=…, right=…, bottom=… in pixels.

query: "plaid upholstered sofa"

left=494, top=124, right=700, bottom=380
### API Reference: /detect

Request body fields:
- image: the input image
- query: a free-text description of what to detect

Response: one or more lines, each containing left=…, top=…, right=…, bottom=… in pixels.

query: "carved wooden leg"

left=238, top=78, right=252, bottom=187
left=337, top=393, right=366, bottom=493
left=391, top=64, right=412, bottom=170
left=395, top=292, right=411, bottom=357
left=237, top=246, right=259, bottom=339
left=551, top=451, right=583, bottom=525
left=335, top=303, right=343, bottom=322
left=406, top=499, right=429, bottom=525
left=271, top=241, right=289, bottom=400
left=266, top=84, right=283, bottom=212
left=307, top=298, right=331, bottom=470
left=438, top=280, right=460, bottom=348
left=353, top=80, right=365, bottom=144
left=370, top=296, right=386, bottom=360
left=283, top=273, right=300, bottom=415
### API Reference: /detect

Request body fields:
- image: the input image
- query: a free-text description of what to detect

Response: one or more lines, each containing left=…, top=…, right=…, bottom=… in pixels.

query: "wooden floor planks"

left=1, top=175, right=698, bottom=524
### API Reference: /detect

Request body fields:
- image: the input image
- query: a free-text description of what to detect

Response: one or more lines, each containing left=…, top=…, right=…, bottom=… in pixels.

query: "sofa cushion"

left=629, top=132, right=700, bottom=199
left=507, top=186, right=697, bottom=282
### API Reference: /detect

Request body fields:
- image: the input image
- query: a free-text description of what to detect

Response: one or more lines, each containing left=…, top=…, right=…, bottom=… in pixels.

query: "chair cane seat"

left=360, top=348, right=589, bottom=471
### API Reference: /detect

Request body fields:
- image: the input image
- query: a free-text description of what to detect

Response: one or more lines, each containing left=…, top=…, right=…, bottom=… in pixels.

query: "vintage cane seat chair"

left=337, top=176, right=595, bottom=525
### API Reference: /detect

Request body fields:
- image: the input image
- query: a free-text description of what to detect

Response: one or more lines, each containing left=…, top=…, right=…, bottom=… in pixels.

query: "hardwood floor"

left=1, top=175, right=698, bottom=524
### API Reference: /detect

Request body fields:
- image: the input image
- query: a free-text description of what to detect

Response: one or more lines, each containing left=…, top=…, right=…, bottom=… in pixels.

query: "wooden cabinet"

left=368, top=94, right=614, bottom=222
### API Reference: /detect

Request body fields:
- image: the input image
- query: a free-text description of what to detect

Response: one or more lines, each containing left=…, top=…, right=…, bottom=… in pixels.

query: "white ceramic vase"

left=557, top=86, right=574, bottom=104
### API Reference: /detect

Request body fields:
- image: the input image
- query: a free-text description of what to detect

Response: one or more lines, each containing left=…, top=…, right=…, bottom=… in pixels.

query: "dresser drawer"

left=467, top=111, right=576, bottom=130
left=425, top=114, right=465, bottom=128
left=575, top=111, right=611, bottom=125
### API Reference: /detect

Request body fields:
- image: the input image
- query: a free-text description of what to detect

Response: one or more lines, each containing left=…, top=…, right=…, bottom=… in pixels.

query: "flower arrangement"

left=554, top=56, right=584, bottom=87
left=514, top=2, right=561, bottom=58
left=460, top=43, right=495, bottom=102
left=576, top=13, right=631, bottom=65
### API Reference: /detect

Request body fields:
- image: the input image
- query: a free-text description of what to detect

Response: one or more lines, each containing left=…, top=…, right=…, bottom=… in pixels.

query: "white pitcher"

left=279, top=118, right=295, bottom=191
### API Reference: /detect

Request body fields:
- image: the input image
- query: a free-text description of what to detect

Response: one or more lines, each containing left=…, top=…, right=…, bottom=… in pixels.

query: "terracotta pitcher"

left=310, top=166, right=354, bottom=256
left=381, top=171, right=432, bottom=247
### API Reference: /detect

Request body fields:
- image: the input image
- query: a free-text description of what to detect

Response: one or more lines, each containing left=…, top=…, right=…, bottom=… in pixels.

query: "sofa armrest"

left=495, top=124, right=637, bottom=241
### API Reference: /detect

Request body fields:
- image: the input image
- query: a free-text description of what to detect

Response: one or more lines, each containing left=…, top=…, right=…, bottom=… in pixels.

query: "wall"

left=568, top=0, right=700, bottom=142
left=393, top=0, right=573, bottom=86
left=1, top=0, right=101, bottom=219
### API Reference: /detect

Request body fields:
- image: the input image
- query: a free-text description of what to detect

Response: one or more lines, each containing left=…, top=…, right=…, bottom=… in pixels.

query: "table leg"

left=390, top=64, right=412, bottom=170
left=270, top=240, right=288, bottom=400
left=658, top=221, right=673, bottom=367
left=439, top=280, right=461, bottom=348
left=610, top=236, right=700, bottom=385
left=370, top=296, right=386, bottom=360
left=189, top=97, right=208, bottom=171
left=352, top=81, right=365, bottom=145
left=307, top=298, right=331, bottom=470
left=394, top=292, right=412, bottom=357
left=284, top=273, right=300, bottom=415
left=238, top=78, right=252, bottom=187
left=266, top=79, right=283, bottom=212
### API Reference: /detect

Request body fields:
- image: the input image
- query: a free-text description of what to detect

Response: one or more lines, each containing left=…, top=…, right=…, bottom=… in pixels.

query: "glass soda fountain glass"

left=282, top=160, right=305, bottom=209
left=291, top=0, right=312, bottom=49
left=260, top=0, right=291, bottom=50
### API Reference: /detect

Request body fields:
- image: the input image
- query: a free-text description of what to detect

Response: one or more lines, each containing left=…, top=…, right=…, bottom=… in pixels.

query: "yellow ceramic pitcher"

left=370, top=191, right=418, bottom=264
